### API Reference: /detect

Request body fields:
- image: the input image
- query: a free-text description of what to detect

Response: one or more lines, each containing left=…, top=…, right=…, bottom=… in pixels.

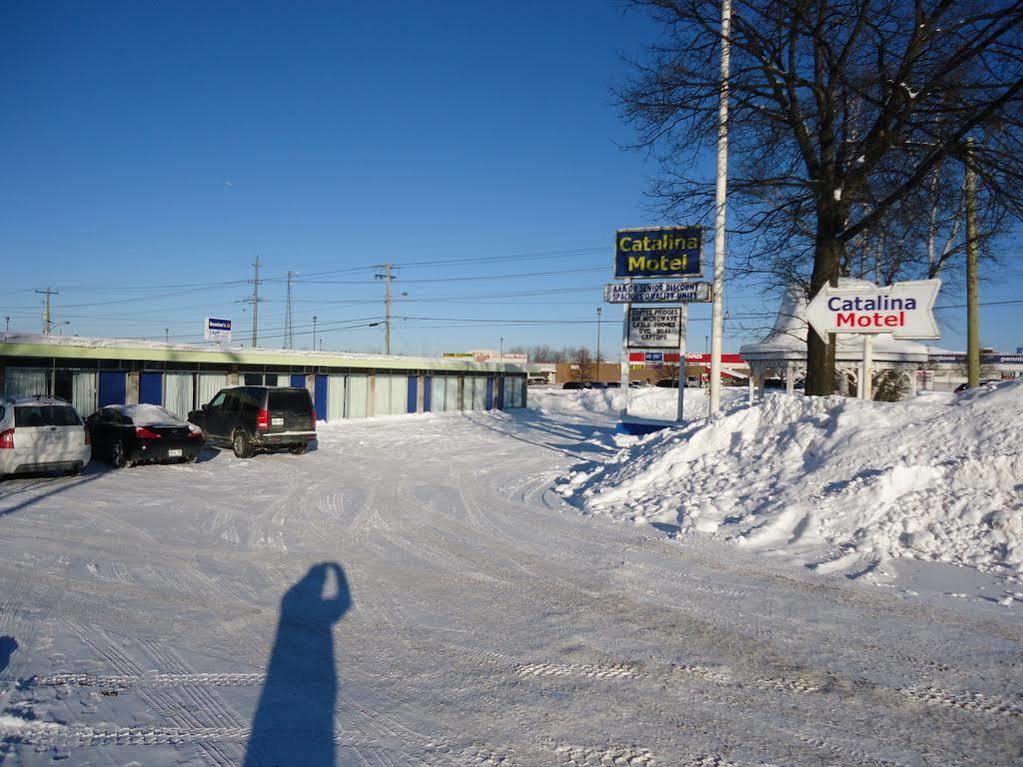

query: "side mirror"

left=201, top=403, right=209, bottom=411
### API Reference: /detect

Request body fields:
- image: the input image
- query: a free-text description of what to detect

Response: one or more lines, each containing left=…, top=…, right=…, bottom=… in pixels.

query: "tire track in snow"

left=438, top=640, right=1023, bottom=728
left=136, top=638, right=246, bottom=766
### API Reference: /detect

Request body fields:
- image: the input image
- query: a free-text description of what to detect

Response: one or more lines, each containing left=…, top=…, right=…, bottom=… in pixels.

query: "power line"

left=935, top=298, right=1023, bottom=309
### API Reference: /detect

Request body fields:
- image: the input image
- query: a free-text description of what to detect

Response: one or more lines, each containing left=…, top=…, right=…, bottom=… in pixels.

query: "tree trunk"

left=805, top=208, right=844, bottom=396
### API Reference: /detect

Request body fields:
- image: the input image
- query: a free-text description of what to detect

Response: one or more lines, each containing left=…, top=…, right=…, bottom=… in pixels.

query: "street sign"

left=604, top=281, right=712, bottom=304
left=615, top=226, right=702, bottom=279
left=628, top=307, right=682, bottom=349
left=805, top=280, right=941, bottom=340
left=204, top=317, right=232, bottom=342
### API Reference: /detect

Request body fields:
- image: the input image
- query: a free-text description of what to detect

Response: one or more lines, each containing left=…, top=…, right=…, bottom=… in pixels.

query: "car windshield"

left=14, top=405, right=82, bottom=427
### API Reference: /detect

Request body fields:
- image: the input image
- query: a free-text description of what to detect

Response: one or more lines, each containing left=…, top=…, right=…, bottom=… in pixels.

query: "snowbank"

left=556, top=380, right=1023, bottom=576
left=528, top=386, right=746, bottom=422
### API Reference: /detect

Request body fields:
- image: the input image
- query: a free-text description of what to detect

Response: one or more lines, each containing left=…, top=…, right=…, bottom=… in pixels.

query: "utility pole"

left=709, top=0, right=731, bottom=417
left=35, top=288, right=59, bottom=335
left=374, top=264, right=395, bottom=355
left=965, top=139, right=981, bottom=389
left=312, top=315, right=318, bottom=351
left=245, top=257, right=263, bottom=347
left=596, top=307, right=602, bottom=370
left=284, top=270, right=296, bottom=349
left=165, top=328, right=169, bottom=344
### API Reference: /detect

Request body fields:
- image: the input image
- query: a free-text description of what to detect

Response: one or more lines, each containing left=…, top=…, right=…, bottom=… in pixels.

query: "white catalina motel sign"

left=805, top=279, right=941, bottom=399
left=805, top=279, right=941, bottom=339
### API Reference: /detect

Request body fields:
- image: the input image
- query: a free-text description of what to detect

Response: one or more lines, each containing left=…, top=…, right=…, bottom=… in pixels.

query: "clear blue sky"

left=2, top=1, right=1020, bottom=356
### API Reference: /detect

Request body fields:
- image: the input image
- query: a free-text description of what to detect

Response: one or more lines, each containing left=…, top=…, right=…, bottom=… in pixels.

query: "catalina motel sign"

left=805, top=279, right=941, bottom=340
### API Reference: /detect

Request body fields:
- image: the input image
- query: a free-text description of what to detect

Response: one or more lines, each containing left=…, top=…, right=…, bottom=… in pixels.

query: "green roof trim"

left=0, top=341, right=527, bottom=373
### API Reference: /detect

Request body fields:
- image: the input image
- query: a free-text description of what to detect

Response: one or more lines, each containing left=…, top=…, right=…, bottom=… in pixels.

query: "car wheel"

left=232, top=430, right=253, bottom=459
left=289, top=443, right=308, bottom=455
left=111, top=441, right=130, bottom=469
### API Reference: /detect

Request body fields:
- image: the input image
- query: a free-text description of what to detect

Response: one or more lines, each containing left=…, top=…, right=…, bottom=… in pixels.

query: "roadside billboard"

left=805, top=280, right=941, bottom=340
left=614, top=227, right=702, bottom=279
left=628, top=307, right=682, bottom=349
left=204, top=317, right=232, bottom=342
left=604, top=281, right=712, bottom=304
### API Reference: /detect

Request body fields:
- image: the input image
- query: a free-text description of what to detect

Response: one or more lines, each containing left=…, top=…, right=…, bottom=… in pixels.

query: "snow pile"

left=529, top=386, right=746, bottom=421
left=556, top=381, right=1023, bottom=575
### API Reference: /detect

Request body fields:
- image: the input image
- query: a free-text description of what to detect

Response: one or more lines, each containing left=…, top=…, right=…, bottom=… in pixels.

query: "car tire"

left=111, top=441, right=130, bottom=469
left=289, top=443, right=308, bottom=455
left=232, top=430, right=253, bottom=459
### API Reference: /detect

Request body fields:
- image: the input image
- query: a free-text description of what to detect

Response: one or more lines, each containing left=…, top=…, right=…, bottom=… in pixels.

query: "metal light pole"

left=965, top=139, right=981, bottom=389
left=499, top=337, right=504, bottom=362
left=709, top=0, right=731, bottom=417
left=312, top=315, right=318, bottom=351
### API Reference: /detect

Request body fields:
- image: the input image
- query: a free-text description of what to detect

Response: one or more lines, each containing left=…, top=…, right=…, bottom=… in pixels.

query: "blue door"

left=485, top=378, right=494, bottom=410
left=407, top=376, right=418, bottom=413
left=314, top=375, right=328, bottom=421
left=422, top=376, right=432, bottom=412
left=139, top=372, right=163, bottom=405
left=494, top=377, right=504, bottom=410
left=290, top=374, right=306, bottom=388
left=98, top=371, right=127, bottom=407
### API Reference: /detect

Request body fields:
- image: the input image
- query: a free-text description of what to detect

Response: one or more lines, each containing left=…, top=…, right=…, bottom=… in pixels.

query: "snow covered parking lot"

left=0, top=392, right=1021, bottom=766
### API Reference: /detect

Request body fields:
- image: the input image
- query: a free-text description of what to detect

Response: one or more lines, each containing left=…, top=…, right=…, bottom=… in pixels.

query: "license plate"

left=46, top=431, right=61, bottom=442
left=271, top=417, right=284, bottom=426
left=167, top=449, right=182, bottom=457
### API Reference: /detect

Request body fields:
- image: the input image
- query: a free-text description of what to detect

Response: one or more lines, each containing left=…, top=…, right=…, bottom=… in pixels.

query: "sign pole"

left=677, top=305, right=688, bottom=422
left=709, top=0, right=731, bottom=418
left=862, top=335, right=873, bottom=400
left=856, top=343, right=864, bottom=400
left=620, top=278, right=632, bottom=419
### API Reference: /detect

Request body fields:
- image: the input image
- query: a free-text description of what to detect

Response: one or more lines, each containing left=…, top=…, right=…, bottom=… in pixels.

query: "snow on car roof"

left=105, top=403, right=186, bottom=426
left=4, top=396, right=75, bottom=407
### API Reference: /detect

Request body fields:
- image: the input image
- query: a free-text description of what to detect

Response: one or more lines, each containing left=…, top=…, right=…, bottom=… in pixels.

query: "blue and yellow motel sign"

left=614, top=226, right=703, bottom=279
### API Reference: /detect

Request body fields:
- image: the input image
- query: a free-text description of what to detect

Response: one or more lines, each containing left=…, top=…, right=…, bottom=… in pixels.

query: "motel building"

left=0, top=334, right=529, bottom=421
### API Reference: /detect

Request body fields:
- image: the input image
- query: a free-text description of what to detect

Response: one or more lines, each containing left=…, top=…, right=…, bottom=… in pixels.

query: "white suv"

left=0, top=396, right=91, bottom=478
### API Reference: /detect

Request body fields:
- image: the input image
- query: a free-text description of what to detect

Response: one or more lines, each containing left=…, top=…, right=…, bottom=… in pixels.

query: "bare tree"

left=619, top=0, right=1023, bottom=394
left=572, top=347, right=596, bottom=383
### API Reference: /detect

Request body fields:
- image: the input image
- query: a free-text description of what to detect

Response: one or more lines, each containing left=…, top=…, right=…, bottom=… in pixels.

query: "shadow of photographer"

left=245, top=562, right=351, bottom=767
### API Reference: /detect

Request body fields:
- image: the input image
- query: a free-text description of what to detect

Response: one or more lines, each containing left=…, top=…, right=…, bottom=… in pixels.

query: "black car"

left=189, top=386, right=316, bottom=458
left=954, top=379, right=998, bottom=393
left=86, top=404, right=203, bottom=468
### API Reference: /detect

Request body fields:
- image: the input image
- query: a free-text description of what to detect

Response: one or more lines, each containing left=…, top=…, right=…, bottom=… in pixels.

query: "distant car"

left=655, top=379, right=679, bottom=388
left=189, top=386, right=316, bottom=458
left=0, top=396, right=91, bottom=478
left=562, top=381, right=590, bottom=390
left=954, top=379, right=998, bottom=393
left=86, top=404, right=203, bottom=468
